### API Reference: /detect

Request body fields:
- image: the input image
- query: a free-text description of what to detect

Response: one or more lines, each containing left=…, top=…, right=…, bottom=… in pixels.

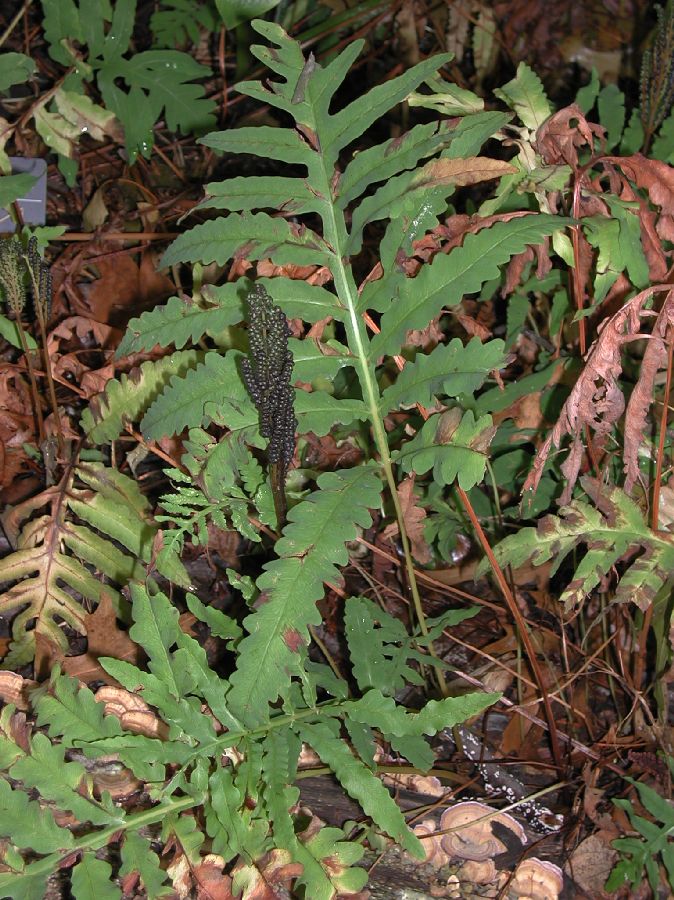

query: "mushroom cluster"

left=412, top=801, right=563, bottom=899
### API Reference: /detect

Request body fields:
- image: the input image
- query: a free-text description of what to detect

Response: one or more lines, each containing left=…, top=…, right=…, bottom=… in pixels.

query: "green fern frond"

left=150, top=0, right=218, bottom=48
left=481, top=476, right=674, bottom=611
left=379, top=337, right=506, bottom=414
left=369, top=214, right=572, bottom=358
left=81, top=350, right=202, bottom=443
left=396, top=408, right=497, bottom=491
left=0, top=577, right=497, bottom=897
left=0, top=461, right=187, bottom=665
left=161, top=212, right=330, bottom=269
left=227, top=465, right=383, bottom=725
left=116, top=295, right=242, bottom=355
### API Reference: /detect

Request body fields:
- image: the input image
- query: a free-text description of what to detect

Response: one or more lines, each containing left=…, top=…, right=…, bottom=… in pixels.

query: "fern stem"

left=456, top=485, right=564, bottom=773
left=270, top=461, right=288, bottom=529
left=7, top=794, right=199, bottom=887
left=325, top=243, right=446, bottom=693
left=14, top=317, right=45, bottom=445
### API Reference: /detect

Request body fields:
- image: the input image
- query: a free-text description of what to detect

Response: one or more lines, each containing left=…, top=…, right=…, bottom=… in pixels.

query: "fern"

left=36, top=0, right=216, bottom=173
left=0, top=458, right=187, bottom=666
left=482, top=476, right=674, bottom=612
left=81, top=351, right=203, bottom=443
left=605, top=753, right=674, bottom=894
left=0, top=583, right=497, bottom=898
left=150, top=0, right=219, bottom=48
left=86, top=21, right=570, bottom=726
left=50, top=24, right=577, bottom=890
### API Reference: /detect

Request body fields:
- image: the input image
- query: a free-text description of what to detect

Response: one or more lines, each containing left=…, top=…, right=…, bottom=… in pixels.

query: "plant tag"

left=0, top=156, right=47, bottom=232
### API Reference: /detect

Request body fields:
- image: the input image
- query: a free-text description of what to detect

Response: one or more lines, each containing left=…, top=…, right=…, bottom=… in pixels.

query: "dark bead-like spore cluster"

left=242, top=284, right=297, bottom=478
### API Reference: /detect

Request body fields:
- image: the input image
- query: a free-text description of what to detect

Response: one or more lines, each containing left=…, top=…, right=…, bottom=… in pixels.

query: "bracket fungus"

left=510, top=857, right=564, bottom=900
left=439, top=800, right=527, bottom=861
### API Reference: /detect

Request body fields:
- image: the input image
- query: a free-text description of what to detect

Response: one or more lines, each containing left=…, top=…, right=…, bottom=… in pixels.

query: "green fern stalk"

left=323, top=216, right=441, bottom=663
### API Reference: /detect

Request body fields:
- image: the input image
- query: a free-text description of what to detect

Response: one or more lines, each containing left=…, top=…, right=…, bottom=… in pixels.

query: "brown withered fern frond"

left=523, top=285, right=674, bottom=504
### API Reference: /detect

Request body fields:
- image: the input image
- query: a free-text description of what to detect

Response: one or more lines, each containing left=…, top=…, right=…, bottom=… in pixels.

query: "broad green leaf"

left=446, top=110, right=512, bottom=157
left=200, top=126, right=313, bottom=166
left=151, top=0, right=218, bottom=48
left=203, top=276, right=346, bottom=324
left=117, top=295, right=242, bottom=355
left=370, top=214, right=573, bottom=359
left=301, top=721, right=423, bottom=858
left=344, top=596, right=419, bottom=695
left=160, top=212, right=328, bottom=268
left=388, top=734, right=434, bottom=771
left=597, top=83, right=625, bottom=150
left=0, top=53, right=35, bottom=91
left=407, top=77, right=484, bottom=116
left=103, top=0, right=135, bottom=61
left=172, top=629, right=243, bottom=733
left=10, top=733, right=119, bottom=826
left=652, top=109, right=674, bottom=161
left=185, top=592, right=242, bottom=641
left=584, top=215, right=630, bottom=304
left=294, top=390, right=369, bottom=435
left=0, top=780, right=72, bottom=853
left=42, top=0, right=83, bottom=65
left=494, top=62, right=552, bottom=131
left=227, top=465, right=382, bottom=724
left=120, top=832, right=172, bottom=899
left=0, top=861, right=51, bottom=900
left=622, top=108, right=646, bottom=156
left=140, top=352, right=245, bottom=440
left=321, top=55, right=452, bottom=167
left=576, top=67, right=600, bottom=114
left=604, top=198, right=649, bottom=289
left=379, top=338, right=506, bottom=413
left=0, top=173, right=37, bottom=209
left=199, top=175, right=319, bottom=215
left=35, top=670, right=121, bottom=745
left=100, top=654, right=217, bottom=747
left=348, top=155, right=515, bottom=253
left=215, top=0, right=280, bottom=29
left=396, top=409, right=496, bottom=491
left=70, top=463, right=154, bottom=559
left=127, top=584, right=185, bottom=698
left=344, top=689, right=500, bottom=737
left=338, top=119, right=458, bottom=208
left=98, top=51, right=216, bottom=160
left=0, top=314, right=37, bottom=350
left=71, top=853, right=120, bottom=900
left=289, top=337, right=351, bottom=383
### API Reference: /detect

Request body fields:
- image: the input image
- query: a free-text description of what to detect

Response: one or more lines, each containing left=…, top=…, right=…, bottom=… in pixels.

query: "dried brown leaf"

left=59, top=592, right=141, bottom=686
left=0, top=672, right=36, bottom=710
left=537, top=104, right=603, bottom=167
left=382, top=476, right=432, bottom=564
left=524, top=286, right=665, bottom=501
